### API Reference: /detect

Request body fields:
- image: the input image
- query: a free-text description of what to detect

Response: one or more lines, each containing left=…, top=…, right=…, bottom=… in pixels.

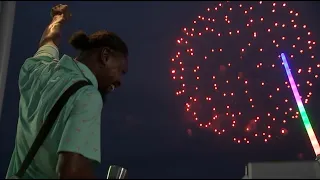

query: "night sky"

left=1, top=1, right=320, bottom=179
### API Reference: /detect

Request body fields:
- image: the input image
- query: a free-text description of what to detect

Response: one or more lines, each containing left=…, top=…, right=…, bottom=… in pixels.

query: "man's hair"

left=69, top=30, right=128, bottom=57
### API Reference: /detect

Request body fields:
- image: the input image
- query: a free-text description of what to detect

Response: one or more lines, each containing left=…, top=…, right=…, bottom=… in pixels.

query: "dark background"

left=1, top=1, right=320, bottom=178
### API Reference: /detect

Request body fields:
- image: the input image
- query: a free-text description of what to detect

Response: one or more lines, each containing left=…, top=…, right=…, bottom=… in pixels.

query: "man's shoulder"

left=24, top=53, right=73, bottom=64
left=72, top=84, right=103, bottom=106
left=20, top=54, right=74, bottom=77
left=21, top=55, right=57, bottom=74
left=27, top=55, right=56, bottom=62
left=24, top=54, right=72, bottom=65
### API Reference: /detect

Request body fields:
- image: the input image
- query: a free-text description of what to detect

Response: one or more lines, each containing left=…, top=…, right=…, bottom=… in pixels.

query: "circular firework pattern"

left=171, top=1, right=319, bottom=144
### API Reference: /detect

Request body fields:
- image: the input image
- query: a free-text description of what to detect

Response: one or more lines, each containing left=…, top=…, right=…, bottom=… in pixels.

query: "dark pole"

left=0, top=1, right=16, bottom=121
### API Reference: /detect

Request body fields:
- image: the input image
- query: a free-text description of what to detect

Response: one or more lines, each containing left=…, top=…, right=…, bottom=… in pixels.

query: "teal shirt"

left=6, top=45, right=103, bottom=179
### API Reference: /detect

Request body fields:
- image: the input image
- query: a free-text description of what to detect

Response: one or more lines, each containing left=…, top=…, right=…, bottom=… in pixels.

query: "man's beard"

left=98, top=88, right=108, bottom=103
left=98, top=85, right=115, bottom=103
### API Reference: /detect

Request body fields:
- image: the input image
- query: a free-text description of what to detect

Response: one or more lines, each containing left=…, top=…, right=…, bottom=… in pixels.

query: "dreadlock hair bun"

left=69, top=30, right=90, bottom=51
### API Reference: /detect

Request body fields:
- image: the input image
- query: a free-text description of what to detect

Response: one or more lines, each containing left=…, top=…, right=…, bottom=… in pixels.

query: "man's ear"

left=100, top=47, right=110, bottom=66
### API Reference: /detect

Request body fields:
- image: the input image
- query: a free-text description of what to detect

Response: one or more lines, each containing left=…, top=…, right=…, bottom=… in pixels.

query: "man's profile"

left=6, top=4, right=128, bottom=179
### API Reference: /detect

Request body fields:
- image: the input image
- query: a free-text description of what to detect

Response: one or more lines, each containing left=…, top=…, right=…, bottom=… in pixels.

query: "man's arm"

left=39, top=15, right=64, bottom=48
left=56, top=87, right=103, bottom=179
left=39, top=4, right=70, bottom=48
left=34, top=15, right=63, bottom=60
left=33, top=4, right=70, bottom=60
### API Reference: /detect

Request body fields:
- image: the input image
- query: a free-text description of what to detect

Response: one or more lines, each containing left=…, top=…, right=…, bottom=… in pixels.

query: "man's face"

left=98, top=48, right=128, bottom=95
left=105, top=55, right=128, bottom=89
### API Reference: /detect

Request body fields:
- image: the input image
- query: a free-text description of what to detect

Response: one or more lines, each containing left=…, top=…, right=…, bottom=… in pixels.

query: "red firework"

left=171, top=1, right=319, bottom=144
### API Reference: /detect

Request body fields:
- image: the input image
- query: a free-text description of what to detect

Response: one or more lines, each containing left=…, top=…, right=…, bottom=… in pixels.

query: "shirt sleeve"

left=57, top=87, right=103, bottom=163
left=20, top=44, right=60, bottom=73
left=33, top=44, right=59, bottom=60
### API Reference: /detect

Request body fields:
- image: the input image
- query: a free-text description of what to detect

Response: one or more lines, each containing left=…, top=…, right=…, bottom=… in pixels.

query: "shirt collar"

left=59, top=55, right=99, bottom=89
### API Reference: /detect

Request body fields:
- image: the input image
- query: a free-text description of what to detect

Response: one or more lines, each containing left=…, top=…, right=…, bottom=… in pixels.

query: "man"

left=6, top=4, right=128, bottom=179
